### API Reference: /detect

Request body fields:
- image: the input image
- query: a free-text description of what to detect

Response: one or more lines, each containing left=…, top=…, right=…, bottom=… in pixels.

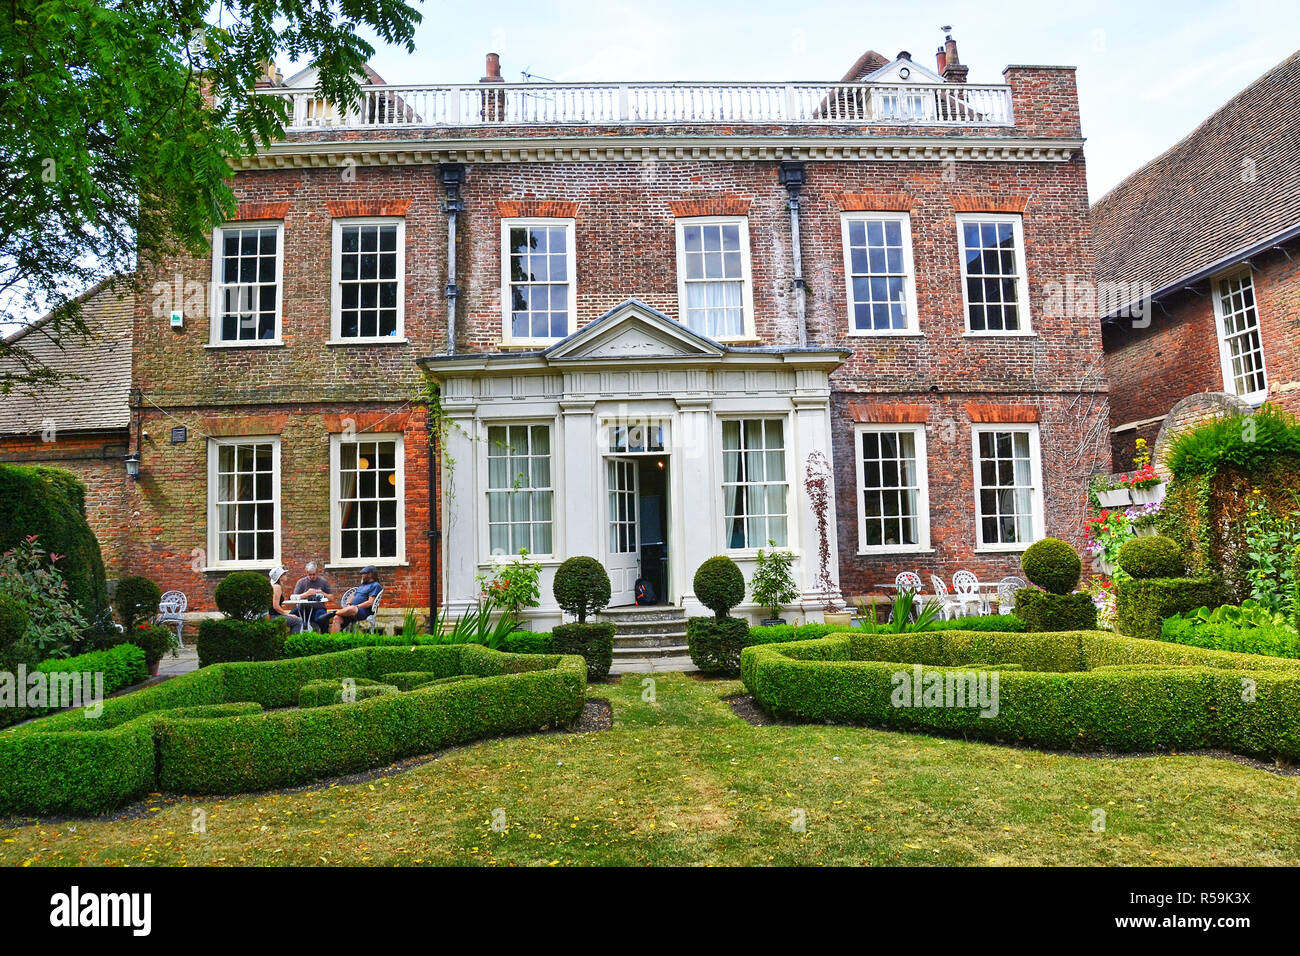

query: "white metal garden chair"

left=929, top=575, right=968, bottom=621
left=338, top=586, right=384, bottom=634
left=156, top=590, right=187, bottom=649
left=894, top=571, right=923, bottom=594
left=951, top=569, right=984, bottom=616
left=997, top=576, right=1027, bottom=614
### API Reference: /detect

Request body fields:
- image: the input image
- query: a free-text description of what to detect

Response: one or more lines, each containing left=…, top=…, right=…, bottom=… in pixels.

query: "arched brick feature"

left=494, top=200, right=580, bottom=218
left=1152, top=391, right=1253, bottom=477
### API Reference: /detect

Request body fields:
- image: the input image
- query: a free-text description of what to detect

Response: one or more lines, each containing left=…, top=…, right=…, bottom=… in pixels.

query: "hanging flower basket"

left=1129, top=482, right=1167, bottom=505
left=1097, top=488, right=1132, bottom=507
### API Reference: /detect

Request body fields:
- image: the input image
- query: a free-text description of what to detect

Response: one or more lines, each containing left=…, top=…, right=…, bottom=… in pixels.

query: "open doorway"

left=604, top=453, right=670, bottom=607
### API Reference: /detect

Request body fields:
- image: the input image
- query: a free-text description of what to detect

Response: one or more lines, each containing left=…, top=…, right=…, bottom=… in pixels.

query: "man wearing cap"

left=268, top=566, right=306, bottom=634
left=328, top=566, right=383, bottom=633
left=292, top=560, right=333, bottom=631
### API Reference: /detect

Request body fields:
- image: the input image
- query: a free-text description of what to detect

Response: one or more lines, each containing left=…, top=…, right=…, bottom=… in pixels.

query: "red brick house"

left=123, top=35, right=1107, bottom=626
left=0, top=278, right=135, bottom=578
left=1095, top=50, right=1300, bottom=471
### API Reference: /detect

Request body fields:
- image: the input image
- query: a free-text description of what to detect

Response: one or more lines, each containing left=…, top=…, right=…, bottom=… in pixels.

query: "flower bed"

left=0, top=644, right=586, bottom=816
left=740, top=630, right=1300, bottom=760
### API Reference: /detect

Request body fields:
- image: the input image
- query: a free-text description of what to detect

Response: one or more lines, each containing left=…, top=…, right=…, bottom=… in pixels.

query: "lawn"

left=2, top=672, right=1298, bottom=866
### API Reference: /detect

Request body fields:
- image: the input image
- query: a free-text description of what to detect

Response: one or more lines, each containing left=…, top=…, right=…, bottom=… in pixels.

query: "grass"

left=2, top=673, right=1299, bottom=866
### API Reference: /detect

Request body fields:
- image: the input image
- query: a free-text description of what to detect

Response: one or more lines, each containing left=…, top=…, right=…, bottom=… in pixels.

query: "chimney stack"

left=482, top=52, right=503, bottom=83
left=941, top=33, right=968, bottom=84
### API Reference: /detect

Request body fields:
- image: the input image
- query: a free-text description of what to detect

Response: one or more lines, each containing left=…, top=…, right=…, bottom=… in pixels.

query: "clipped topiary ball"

left=552, top=556, right=612, bottom=624
left=1021, top=537, right=1082, bottom=595
left=693, top=555, right=745, bottom=619
left=213, top=570, right=273, bottom=621
left=1117, top=535, right=1185, bottom=580
left=114, top=575, right=162, bottom=630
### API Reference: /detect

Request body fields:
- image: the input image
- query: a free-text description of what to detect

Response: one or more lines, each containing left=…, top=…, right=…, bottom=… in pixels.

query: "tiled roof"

left=1091, top=50, right=1300, bottom=304
left=840, top=50, right=891, bottom=82
left=0, top=279, right=134, bottom=436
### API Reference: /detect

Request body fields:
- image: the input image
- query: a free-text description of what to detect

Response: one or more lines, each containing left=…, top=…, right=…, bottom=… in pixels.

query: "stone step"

left=608, top=618, right=689, bottom=637
left=612, top=643, right=690, bottom=659
left=599, top=607, right=686, bottom=626
left=614, top=631, right=687, bottom=649
left=610, top=655, right=697, bottom=674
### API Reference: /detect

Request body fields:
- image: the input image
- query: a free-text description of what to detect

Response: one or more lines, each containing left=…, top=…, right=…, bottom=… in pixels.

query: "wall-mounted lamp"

left=123, top=452, right=141, bottom=481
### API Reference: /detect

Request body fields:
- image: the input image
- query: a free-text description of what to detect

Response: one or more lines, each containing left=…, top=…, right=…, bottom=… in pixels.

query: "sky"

left=318, top=0, right=1299, bottom=201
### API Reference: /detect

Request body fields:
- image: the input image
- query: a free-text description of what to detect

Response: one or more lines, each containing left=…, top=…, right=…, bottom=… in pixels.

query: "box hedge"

left=0, top=643, right=148, bottom=730
left=197, top=618, right=287, bottom=666
left=1013, top=590, right=1098, bottom=632
left=741, top=630, right=1300, bottom=760
left=686, top=616, right=749, bottom=676
left=0, top=644, right=586, bottom=815
left=1160, top=616, right=1300, bottom=659
left=550, top=622, right=614, bottom=681
left=282, top=630, right=552, bottom=658
left=1114, top=577, right=1231, bottom=640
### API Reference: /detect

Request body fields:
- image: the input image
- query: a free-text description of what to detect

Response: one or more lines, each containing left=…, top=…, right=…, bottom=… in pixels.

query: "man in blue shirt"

left=328, top=566, right=383, bottom=633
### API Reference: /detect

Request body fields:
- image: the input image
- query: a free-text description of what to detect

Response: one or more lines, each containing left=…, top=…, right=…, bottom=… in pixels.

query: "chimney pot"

left=482, top=52, right=503, bottom=83
left=941, top=35, right=968, bottom=83
left=936, top=46, right=947, bottom=74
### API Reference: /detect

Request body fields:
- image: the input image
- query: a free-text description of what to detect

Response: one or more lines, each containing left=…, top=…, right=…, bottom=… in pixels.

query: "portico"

left=420, top=299, right=848, bottom=629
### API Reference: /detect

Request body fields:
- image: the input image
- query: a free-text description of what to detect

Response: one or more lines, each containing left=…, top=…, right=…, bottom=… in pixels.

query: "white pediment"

left=544, top=299, right=725, bottom=362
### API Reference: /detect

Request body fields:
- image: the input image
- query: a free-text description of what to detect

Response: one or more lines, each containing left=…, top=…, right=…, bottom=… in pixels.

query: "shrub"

left=552, top=557, right=611, bottom=624
left=213, top=571, right=273, bottom=621
left=747, top=623, right=840, bottom=645
left=113, top=575, right=162, bottom=630
left=932, top=614, right=1027, bottom=633
left=550, top=622, right=615, bottom=681
left=751, top=547, right=799, bottom=619
left=0, top=643, right=148, bottom=730
left=0, top=464, right=109, bottom=623
left=297, top=678, right=398, bottom=708
left=741, top=631, right=1300, bottom=760
left=0, top=595, right=29, bottom=651
left=379, top=671, right=445, bottom=691
left=1014, top=590, right=1098, bottom=632
left=476, top=549, right=542, bottom=621
left=127, top=623, right=176, bottom=670
left=686, top=616, right=749, bottom=676
left=196, top=618, right=286, bottom=667
left=1294, top=546, right=1300, bottom=636
left=1165, top=403, right=1300, bottom=478
left=1117, top=535, right=1184, bottom=580
left=1114, top=577, right=1231, bottom=641
left=280, top=629, right=553, bottom=659
left=1020, top=538, right=1082, bottom=594
left=1161, top=616, right=1299, bottom=659
left=693, top=555, right=745, bottom=619
left=0, top=535, right=86, bottom=659
left=0, top=644, right=588, bottom=814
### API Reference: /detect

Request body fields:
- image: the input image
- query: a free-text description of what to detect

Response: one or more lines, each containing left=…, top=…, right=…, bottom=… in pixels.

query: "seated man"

left=328, top=566, right=383, bottom=633
left=292, top=561, right=333, bottom=632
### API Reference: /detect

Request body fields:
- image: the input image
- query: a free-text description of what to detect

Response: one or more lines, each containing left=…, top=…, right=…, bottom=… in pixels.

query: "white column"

left=560, top=400, right=598, bottom=562
left=792, top=380, right=842, bottom=617
left=674, top=395, right=715, bottom=613
left=440, top=405, right=479, bottom=614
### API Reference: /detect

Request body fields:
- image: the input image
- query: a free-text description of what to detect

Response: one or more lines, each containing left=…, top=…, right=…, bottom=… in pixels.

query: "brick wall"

left=1103, top=243, right=1300, bottom=470
left=120, top=403, right=432, bottom=613
left=0, top=431, right=132, bottom=579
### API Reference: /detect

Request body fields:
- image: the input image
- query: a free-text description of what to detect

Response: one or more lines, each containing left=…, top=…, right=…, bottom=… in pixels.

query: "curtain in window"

left=686, top=281, right=743, bottom=338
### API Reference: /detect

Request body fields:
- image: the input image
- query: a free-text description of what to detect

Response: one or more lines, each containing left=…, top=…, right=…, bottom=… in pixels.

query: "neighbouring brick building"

left=0, top=278, right=135, bottom=578
left=122, top=34, right=1107, bottom=625
left=1095, top=50, right=1300, bottom=471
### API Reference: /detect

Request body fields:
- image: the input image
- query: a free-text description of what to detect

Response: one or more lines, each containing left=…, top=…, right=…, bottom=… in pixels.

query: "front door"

left=606, top=457, right=640, bottom=606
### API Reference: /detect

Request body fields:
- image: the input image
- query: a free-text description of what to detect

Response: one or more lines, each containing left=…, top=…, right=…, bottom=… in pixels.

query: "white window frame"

left=329, top=432, right=406, bottom=568
left=718, top=416, right=790, bottom=553
left=840, top=211, right=921, bottom=335
left=855, top=424, right=931, bottom=554
left=1211, top=268, right=1269, bottom=405
left=956, top=213, right=1033, bottom=336
left=330, top=217, right=406, bottom=343
left=206, top=437, right=281, bottom=570
left=971, top=423, right=1045, bottom=552
left=674, top=216, right=757, bottom=342
left=500, top=217, right=578, bottom=346
left=484, top=421, right=556, bottom=559
left=209, top=221, right=284, bottom=347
